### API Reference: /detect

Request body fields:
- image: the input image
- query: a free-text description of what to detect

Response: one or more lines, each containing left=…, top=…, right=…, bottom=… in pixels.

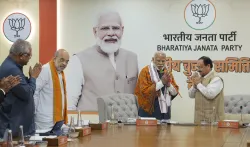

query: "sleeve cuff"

left=156, top=81, right=164, bottom=91
left=197, top=83, right=203, bottom=90
left=0, top=88, right=6, bottom=95
left=168, top=84, right=177, bottom=95
left=29, top=77, right=36, bottom=83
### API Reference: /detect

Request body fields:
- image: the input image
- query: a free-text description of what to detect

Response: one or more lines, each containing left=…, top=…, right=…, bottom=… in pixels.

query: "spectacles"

left=196, top=66, right=208, bottom=72
left=21, top=53, right=32, bottom=58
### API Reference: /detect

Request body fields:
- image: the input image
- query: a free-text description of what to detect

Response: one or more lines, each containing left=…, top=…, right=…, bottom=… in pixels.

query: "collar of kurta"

left=96, top=45, right=120, bottom=57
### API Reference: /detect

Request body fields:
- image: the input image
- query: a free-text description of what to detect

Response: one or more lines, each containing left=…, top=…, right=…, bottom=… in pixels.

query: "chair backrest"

left=224, top=95, right=250, bottom=114
left=97, top=93, right=138, bottom=123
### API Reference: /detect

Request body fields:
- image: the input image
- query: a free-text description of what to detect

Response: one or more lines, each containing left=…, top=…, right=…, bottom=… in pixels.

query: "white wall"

left=59, top=0, right=250, bottom=122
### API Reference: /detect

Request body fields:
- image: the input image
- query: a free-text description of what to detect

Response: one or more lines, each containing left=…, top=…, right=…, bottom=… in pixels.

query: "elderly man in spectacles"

left=188, top=56, right=225, bottom=124
left=0, top=39, right=42, bottom=138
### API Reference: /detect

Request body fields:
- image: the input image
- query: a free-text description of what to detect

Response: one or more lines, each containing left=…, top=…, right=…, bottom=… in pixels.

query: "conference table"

left=66, top=124, right=250, bottom=147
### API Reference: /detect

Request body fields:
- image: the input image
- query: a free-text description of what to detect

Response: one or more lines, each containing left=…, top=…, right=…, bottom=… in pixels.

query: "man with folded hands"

left=34, top=49, right=69, bottom=129
left=135, top=51, right=180, bottom=121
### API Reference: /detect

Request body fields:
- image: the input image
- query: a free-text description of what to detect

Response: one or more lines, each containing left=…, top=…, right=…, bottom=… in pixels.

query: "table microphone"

left=240, top=105, right=243, bottom=122
left=240, top=100, right=250, bottom=127
left=227, top=98, right=242, bottom=124
left=230, top=98, right=243, bottom=113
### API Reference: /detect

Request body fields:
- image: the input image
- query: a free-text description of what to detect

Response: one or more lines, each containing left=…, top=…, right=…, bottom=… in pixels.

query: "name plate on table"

left=218, top=120, right=239, bottom=129
left=0, top=142, right=7, bottom=147
left=42, top=136, right=67, bottom=146
left=89, top=122, right=108, bottom=130
left=0, top=142, right=8, bottom=147
left=75, top=127, right=91, bottom=137
left=136, top=119, right=157, bottom=126
left=0, top=142, right=39, bottom=147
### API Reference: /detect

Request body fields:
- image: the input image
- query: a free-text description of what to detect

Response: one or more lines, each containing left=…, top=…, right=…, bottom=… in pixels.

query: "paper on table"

left=223, top=120, right=239, bottom=122
left=140, top=117, right=156, bottom=120
left=30, top=135, right=57, bottom=141
left=161, top=120, right=178, bottom=124
left=29, top=136, right=44, bottom=141
left=127, top=118, right=136, bottom=122
left=35, top=129, right=51, bottom=133
left=44, top=136, right=57, bottom=139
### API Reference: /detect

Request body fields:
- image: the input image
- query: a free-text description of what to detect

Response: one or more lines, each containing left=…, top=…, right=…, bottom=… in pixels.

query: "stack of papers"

left=29, top=135, right=57, bottom=141
left=139, top=117, right=156, bottom=120
left=223, top=120, right=239, bottom=122
left=127, top=118, right=136, bottom=123
left=161, top=120, right=178, bottom=124
left=35, top=129, right=50, bottom=134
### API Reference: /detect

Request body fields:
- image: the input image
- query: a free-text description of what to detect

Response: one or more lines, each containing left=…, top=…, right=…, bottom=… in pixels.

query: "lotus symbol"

left=8, top=18, right=25, bottom=37
left=191, top=4, right=209, bottom=24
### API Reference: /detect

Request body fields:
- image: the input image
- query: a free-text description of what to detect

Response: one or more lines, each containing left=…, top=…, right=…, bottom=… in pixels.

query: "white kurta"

left=188, top=70, right=223, bottom=99
left=34, top=63, right=65, bottom=130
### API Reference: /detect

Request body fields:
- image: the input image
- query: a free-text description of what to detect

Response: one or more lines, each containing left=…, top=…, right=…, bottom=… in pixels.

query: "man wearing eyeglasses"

left=34, top=49, right=69, bottom=130
left=0, top=39, right=42, bottom=138
left=188, top=56, right=225, bottom=124
left=65, top=10, right=138, bottom=111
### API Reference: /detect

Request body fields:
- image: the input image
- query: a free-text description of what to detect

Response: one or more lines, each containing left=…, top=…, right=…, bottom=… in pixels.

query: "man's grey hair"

left=154, top=51, right=166, bottom=57
left=9, top=39, right=31, bottom=55
left=93, top=9, right=123, bottom=27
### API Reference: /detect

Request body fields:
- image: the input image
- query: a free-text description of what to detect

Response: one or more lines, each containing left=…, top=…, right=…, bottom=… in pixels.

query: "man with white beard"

left=65, top=10, right=138, bottom=111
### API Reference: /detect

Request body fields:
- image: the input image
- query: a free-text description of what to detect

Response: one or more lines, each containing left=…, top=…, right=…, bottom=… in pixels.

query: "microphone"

left=226, top=98, right=243, bottom=119
left=229, top=98, right=243, bottom=113
left=240, top=105, right=243, bottom=122
left=240, top=100, right=250, bottom=127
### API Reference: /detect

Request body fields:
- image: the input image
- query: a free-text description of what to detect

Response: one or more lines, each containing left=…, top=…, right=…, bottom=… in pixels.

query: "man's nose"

left=159, top=61, right=164, bottom=65
left=63, top=62, right=67, bottom=66
left=107, top=29, right=115, bottom=36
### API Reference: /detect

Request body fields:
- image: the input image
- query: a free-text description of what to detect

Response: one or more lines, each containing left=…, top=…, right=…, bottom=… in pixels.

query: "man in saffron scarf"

left=135, top=51, right=180, bottom=121
left=34, top=49, right=69, bottom=129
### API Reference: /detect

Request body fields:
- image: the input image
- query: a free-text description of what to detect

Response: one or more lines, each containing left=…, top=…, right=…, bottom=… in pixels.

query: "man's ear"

left=93, top=27, right=97, bottom=37
left=121, top=26, right=124, bottom=36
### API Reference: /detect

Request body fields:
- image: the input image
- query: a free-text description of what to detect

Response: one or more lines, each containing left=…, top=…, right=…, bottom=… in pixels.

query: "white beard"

left=96, top=36, right=121, bottom=54
left=153, top=63, right=165, bottom=71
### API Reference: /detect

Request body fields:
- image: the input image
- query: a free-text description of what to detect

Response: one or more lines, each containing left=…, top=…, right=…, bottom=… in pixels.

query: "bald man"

left=34, top=49, right=69, bottom=129
left=65, top=10, right=138, bottom=111
left=135, top=51, right=180, bottom=121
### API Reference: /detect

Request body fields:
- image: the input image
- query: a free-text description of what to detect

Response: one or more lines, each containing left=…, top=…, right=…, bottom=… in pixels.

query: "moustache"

left=103, top=36, right=119, bottom=41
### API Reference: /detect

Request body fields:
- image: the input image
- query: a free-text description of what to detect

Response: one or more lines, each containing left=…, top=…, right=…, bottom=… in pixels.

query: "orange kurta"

left=134, top=65, right=180, bottom=114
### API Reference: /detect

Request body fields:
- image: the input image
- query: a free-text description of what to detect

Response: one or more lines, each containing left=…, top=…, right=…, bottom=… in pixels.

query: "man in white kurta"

left=188, top=56, right=224, bottom=123
left=34, top=49, right=70, bottom=129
